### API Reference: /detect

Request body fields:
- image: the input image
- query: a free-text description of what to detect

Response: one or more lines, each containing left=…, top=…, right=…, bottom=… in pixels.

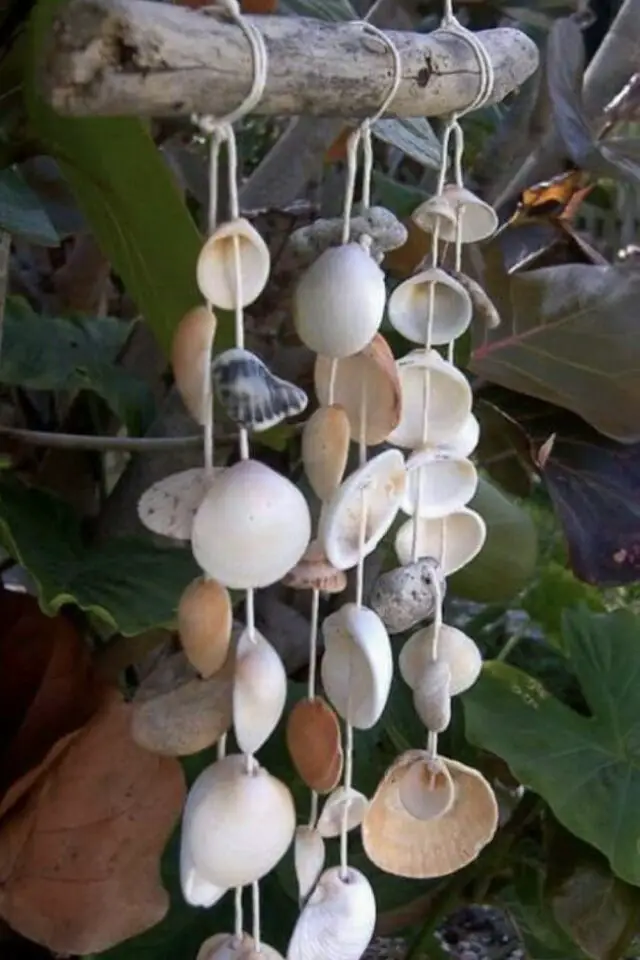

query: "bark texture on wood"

left=44, top=0, right=538, bottom=119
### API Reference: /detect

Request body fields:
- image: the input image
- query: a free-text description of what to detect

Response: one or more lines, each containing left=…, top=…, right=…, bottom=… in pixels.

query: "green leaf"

left=372, top=172, right=428, bottom=218
left=464, top=606, right=640, bottom=886
left=499, top=866, right=588, bottom=960
left=475, top=399, right=534, bottom=498
left=0, top=166, right=59, bottom=245
left=523, top=562, right=605, bottom=650
left=0, top=477, right=199, bottom=636
left=372, top=118, right=441, bottom=169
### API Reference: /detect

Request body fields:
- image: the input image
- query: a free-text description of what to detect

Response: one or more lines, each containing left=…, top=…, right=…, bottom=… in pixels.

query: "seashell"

left=362, top=752, right=499, bottom=878
left=399, top=623, right=482, bottom=696
left=284, top=207, right=408, bottom=270
left=294, top=826, right=326, bottom=902
left=243, top=946, right=286, bottom=960
left=181, top=753, right=296, bottom=889
left=131, top=650, right=233, bottom=756
left=302, top=405, right=350, bottom=501
left=314, top=334, right=401, bottom=445
left=192, top=459, right=311, bottom=589
left=281, top=540, right=347, bottom=594
left=233, top=626, right=287, bottom=755
left=320, top=449, right=406, bottom=571
left=286, top=696, right=343, bottom=794
left=412, top=186, right=498, bottom=244
left=445, top=412, right=480, bottom=459
left=321, top=603, right=393, bottom=729
left=395, top=508, right=487, bottom=574
left=178, top=576, right=233, bottom=678
left=171, top=305, right=217, bottom=424
left=286, top=865, right=376, bottom=960
left=394, top=751, right=455, bottom=821
left=211, top=347, right=307, bottom=433
left=444, top=268, right=501, bottom=329
left=412, top=660, right=452, bottom=733
left=387, top=349, right=472, bottom=449
left=316, top=787, right=369, bottom=839
left=181, top=839, right=227, bottom=908
left=138, top=466, right=222, bottom=541
left=197, top=934, right=254, bottom=960
left=196, top=217, right=271, bottom=309
left=387, top=267, right=472, bottom=346
left=401, top=447, right=478, bottom=519
left=411, top=193, right=458, bottom=238
left=369, top=557, right=445, bottom=635
left=293, top=243, right=386, bottom=358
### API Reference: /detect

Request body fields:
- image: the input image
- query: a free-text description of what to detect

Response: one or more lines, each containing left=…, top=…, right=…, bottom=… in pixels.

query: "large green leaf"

left=0, top=166, right=59, bottom=245
left=499, top=866, right=588, bottom=960
left=464, top=606, right=640, bottom=886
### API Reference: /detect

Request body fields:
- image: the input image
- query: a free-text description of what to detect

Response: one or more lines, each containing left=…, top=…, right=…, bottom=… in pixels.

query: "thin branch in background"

left=0, top=232, right=11, bottom=360
left=0, top=424, right=206, bottom=451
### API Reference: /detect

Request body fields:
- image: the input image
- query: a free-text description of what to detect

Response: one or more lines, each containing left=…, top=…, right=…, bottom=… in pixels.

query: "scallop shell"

left=233, top=627, right=287, bottom=755
left=388, top=267, right=472, bottom=346
left=192, top=459, right=311, bottom=589
left=137, top=467, right=221, bottom=541
left=399, top=624, right=482, bottom=696
left=401, top=447, right=478, bottom=519
left=286, top=866, right=376, bottom=960
left=387, top=349, right=472, bottom=449
left=412, top=660, right=452, bottom=733
left=294, top=826, right=326, bottom=902
left=316, top=787, right=369, bottom=838
left=197, top=217, right=271, bottom=309
left=314, top=334, right=402, bottom=445
left=302, top=404, right=350, bottom=502
left=293, top=242, right=387, bottom=358
left=211, top=347, right=307, bottom=432
left=320, top=449, right=406, bottom=572
left=321, top=603, right=392, bottom=729
left=178, top=576, right=233, bottom=678
left=181, top=754, right=296, bottom=889
left=395, top=508, right=486, bottom=574
left=171, top=305, right=217, bottom=424
left=281, top=540, right=347, bottom=594
left=286, top=696, right=343, bottom=794
left=197, top=934, right=254, bottom=960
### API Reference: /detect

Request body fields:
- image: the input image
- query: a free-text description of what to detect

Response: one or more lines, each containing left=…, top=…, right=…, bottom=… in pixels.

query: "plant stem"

left=495, top=628, right=525, bottom=662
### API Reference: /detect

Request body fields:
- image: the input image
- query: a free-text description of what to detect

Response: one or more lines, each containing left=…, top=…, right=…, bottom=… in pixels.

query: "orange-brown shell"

left=178, top=576, right=233, bottom=678
left=285, top=697, right=343, bottom=794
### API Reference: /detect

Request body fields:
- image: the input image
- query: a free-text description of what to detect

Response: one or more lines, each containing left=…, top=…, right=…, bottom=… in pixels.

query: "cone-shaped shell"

left=412, top=186, right=498, bottom=244
left=171, top=305, right=217, bottom=424
left=281, top=540, right=347, bottom=594
left=286, top=696, right=343, bottom=794
left=211, top=347, right=307, bottom=432
left=395, top=508, right=486, bottom=574
left=388, top=268, right=472, bottom=346
left=387, top=349, right=472, bottom=449
left=197, top=217, right=270, bottom=309
left=138, top=467, right=221, bottom=541
left=320, top=449, right=406, bottom=572
left=362, top=752, right=498, bottom=878
left=294, top=826, right=326, bottom=902
left=399, top=624, right=482, bottom=696
left=412, top=661, right=452, bottom=733
left=316, top=787, right=369, bottom=838
left=181, top=754, right=296, bottom=888
left=233, top=627, right=287, bottom=755
left=197, top=934, right=254, bottom=960
left=302, top=404, right=350, bottom=501
left=192, top=459, right=311, bottom=589
left=314, top=334, right=402, bottom=445
left=293, top=243, right=386, bottom=358
left=286, top=866, right=376, bottom=960
left=178, top=576, right=233, bottom=678
left=401, top=447, right=478, bottom=519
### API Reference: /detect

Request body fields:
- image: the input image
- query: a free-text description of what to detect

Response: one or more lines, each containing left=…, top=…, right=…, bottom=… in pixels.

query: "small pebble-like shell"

left=294, top=826, right=326, bottom=902
left=395, top=508, right=486, bottom=574
left=284, top=207, right=407, bottom=269
left=178, top=576, right=233, bottom=678
left=286, top=696, right=343, bottom=794
left=293, top=243, right=387, bottom=358
left=197, top=934, right=254, bottom=960
left=388, top=267, right=472, bottom=346
left=197, top=217, right=271, bottom=309
left=286, top=866, right=376, bottom=960
left=171, top=305, right=217, bottom=424
left=281, top=540, right=347, bottom=594
left=302, top=405, right=350, bottom=501
left=412, top=660, right=452, bottom=733
left=234, top=627, right=287, bottom=755
left=401, top=447, right=478, bottom=519
left=399, top=624, right=482, bottom=696
left=369, top=558, right=445, bottom=635
left=316, top=787, right=369, bottom=838
left=137, top=467, right=221, bottom=541
left=211, top=347, right=307, bottom=432
left=445, top=268, right=501, bottom=329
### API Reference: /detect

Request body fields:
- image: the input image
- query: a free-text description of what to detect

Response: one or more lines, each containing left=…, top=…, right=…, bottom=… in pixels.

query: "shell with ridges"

left=211, top=347, right=307, bottom=433
left=388, top=267, right=472, bottom=346
left=395, top=508, right=487, bottom=574
left=316, top=786, right=369, bottom=838
left=196, top=217, right=271, bottom=309
left=286, top=866, right=376, bottom=960
left=294, top=826, right=326, bottom=902
left=286, top=696, right=343, bottom=794
left=399, top=624, right=482, bottom=696
left=233, top=627, right=287, bottom=755
left=178, top=576, right=232, bottom=678
left=302, top=404, right=350, bottom=502
left=171, top=305, right=216, bottom=424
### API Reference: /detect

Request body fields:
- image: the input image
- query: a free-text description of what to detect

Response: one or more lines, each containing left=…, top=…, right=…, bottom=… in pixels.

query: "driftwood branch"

left=44, top=0, right=538, bottom=119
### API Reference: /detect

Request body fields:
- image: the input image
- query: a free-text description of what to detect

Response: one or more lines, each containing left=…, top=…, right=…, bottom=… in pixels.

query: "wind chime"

left=133, top=0, right=505, bottom=955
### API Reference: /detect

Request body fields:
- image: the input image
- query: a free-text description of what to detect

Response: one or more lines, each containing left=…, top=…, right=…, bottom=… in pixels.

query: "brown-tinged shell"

left=281, top=540, right=347, bottom=594
left=285, top=697, right=343, bottom=794
left=301, top=404, right=350, bottom=502
left=314, top=333, right=401, bottom=445
left=178, top=576, right=233, bottom=679
left=171, top=305, right=216, bottom=424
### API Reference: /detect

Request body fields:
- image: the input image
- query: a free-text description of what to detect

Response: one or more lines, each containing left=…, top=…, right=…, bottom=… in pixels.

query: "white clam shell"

left=395, top=508, right=486, bottom=574
left=293, top=243, right=387, bottom=358
left=445, top=412, right=480, bottom=459
left=197, top=933, right=254, bottom=960
left=320, top=449, right=406, bottom=571
left=233, top=627, right=287, bottom=755
left=388, top=267, right=472, bottom=346
left=387, top=349, right=472, bottom=449
left=191, top=459, right=311, bottom=589
left=321, top=603, right=393, bottom=729
left=316, top=786, right=369, bottom=838
left=399, top=624, right=482, bottom=696
left=412, top=187, right=498, bottom=244
left=294, top=826, right=326, bottom=902
left=401, top=447, right=478, bottom=519
left=412, top=660, right=452, bottom=733
left=196, top=217, right=271, bottom=309
left=180, top=754, right=296, bottom=889
left=180, top=838, right=227, bottom=907
left=138, top=467, right=222, bottom=541
left=287, top=866, right=376, bottom=960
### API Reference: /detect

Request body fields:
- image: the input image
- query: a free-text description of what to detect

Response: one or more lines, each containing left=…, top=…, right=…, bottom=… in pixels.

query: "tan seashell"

left=362, top=752, right=499, bottom=878
left=197, top=934, right=254, bottom=960
left=316, top=786, right=369, bottom=838
left=178, top=576, right=233, bottom=678
left=395, top=508, right=486, bottom=574
left=233, top=627, right=287, bottom=755
left=445, top=268, right=501, bottom=329
left=401, top=447, right=478, bottom=519
left=197, top=217, right=271, bottom=309
left=412, top=186, right=498, bottom=244
left=131, top=650, right=233, bottom=756
left=286, top=866, right=376, bottom=960
left=242, top=946, right=286, bottom=960
left=302, top=404, right=351, bottom=502
left=171, top=305, right=217, bottom=424
left=137, top=467, right=222, bottom=541
left=281, top=540, right=347, bottom=594
left=411, top=194, right=457, bottom=238
left=388, top=267, right=472, bottom=346
left=294, top=826, right=326, bottom=902
left=412, top=660, right=452, bottom=733
left=286, top=696, right=343, bottom=794
left=399, top=623, right=482, bottom=697
left=314, top=334, right=401, bottom=445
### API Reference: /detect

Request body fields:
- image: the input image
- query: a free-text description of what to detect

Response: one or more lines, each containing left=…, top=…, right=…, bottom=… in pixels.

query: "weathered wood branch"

left=44, top=0, right=538, bottom=119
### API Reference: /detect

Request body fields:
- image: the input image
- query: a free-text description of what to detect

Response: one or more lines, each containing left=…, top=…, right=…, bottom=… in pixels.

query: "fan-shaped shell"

left=178, top=576, right=232, bottom=678
left=211, top=347, right=307, bottom=432
left=321, top=603, right=393, bottom=729
left=286, top=696, right=343, bottom=794
left=302, top=405, right=350, bottom=501
left=401, top=447, right=478, bottom=519
left=192, top=459, right=311, bottom=589
left=387, top=350, right=472, bottom=449
left=197, top=934, right=254, bottom=960
left=316, top=787, right=369, bottom=838
left=181, top=754, right=296, bottom=889
left=281, top=540, right=347, bottom=594
left=412, top=660, right=452, bottom=733
left=286, top=866, right=376, bottom=960
left=320, top=449, right=406, bottom=572
left=395, top=508, right=486, bottom=574
left=314, top=334, right=401, bottom=445
left=138, top=467, right=222, bottom=541
left=294, top=826, right=326, bottom=902
left=233, top=627, right=287, bottom=755
left=399, top=624, right=482, bottom=696
left=171, top=305, right=217, bottom=424
left=388, top=267, right=472, bottom=346
left=197, top=217, right=270, bottom=309
left=293, top=243, right=386, bottom=358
